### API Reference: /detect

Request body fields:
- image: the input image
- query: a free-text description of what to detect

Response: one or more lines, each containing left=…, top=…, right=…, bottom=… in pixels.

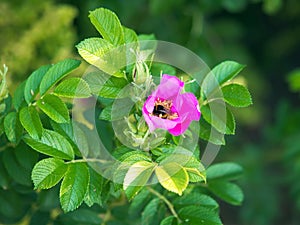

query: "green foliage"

left=141, top=198, right=165, bottom=225
left=0, top=5, right=256, bottom=225
left=199, top=118, right=226, bottom=145
left=19, top=106, right=43, bottom=139
left=206, top=162, right=244, bottom=205
left=24, top=129, right=74, bottom=160
left=178, top=206, right=222, bottom=225
left=12, top=81, right=26, bottom=111
left=4, top=111, right=23, bottom=144
left=32, top=158, right=67, bottom=189
left=54, top=78, right=92, bottom=98
left=84, top=167, right=103, bottom=207
left=155, top=162, right=189, bottom=196
left=208, top=181, right=244, bottom=205
left=3, top=146, right=38, bottom=186
left=124, top=161, right=156, bottom=199
left=60, top=162, right=89, bottom=212
left=36, top=94, right=70, bottom=123
left=98, top=76, right=129, bottom=99
left=201, top=102, right=236, bottom=135
left=202, top=61, right=245, bottom=97
left=199, top=60, right=252, bottom=143
left=39, top=59, right=81, bottom=95
left=24, top=65, right=51, bottom=104
left=206, top=162, right=243, bottom=181
left=221, top=83, right=252, bottom=107
left=56, top=208, right=102, bottom=225
left=89, top=8, right=125, bottom=46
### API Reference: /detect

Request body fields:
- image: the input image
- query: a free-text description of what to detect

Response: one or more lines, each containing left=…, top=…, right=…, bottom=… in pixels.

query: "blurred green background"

left=1, top=0, right=300, bottom=224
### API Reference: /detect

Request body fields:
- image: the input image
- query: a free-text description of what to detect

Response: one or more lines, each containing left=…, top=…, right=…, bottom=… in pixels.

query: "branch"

left=147, top=186, right=181, bottom=223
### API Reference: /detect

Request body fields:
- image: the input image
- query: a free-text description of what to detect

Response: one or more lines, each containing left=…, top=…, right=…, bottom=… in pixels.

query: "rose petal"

left=174, top=93, right=200, bottom=121
left=147, top=116, right=178, bottom=131
left=153, top=75, right=183, bottom=100
left=144, top=95, right=156, bottom=113
left=168, top=118, right=192, bottom=136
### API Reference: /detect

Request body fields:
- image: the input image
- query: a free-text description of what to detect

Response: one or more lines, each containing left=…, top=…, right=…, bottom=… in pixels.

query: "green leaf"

left=37, top=94, right=69, bottom=123
left=178, top=206, right=222, bottom=225
left=203, top=61, right=245, bottom=97
left=84, top=167, right=103, bottom=207
left=54, top=78, right=92, bottom=98
left=76, top=38, right=125, bottom=77
left=39, top=59, right=81, bottom=95
left=118, top=151, right=152, bottom=163
left=225, top=107, right=235, bottom=134
left=158, top=149, right=206, bottom=183
left=206, top=162, right=243, bottom=181
left=155, top=162, right=189, bottom=195
left=185, top=167, right=206, bottom=183
left=123, top=26, right=138, bottom=44
left=98, top=76, right=129, bottom=99
left=19, top=106, right=43, bottom=139
left=201, top=101, right=235, bottom=134
left=89, top=8, right=124, bottom=45
left=84, top=71, right=128, bottom=98
left=221, top=83, right=252, bottom=107
left=17, top=145, right=39, bottom=167
left=184, top=79, right=200, bottom=98
left=60, top=162, right=89, bottom=212
left=50, top=121, right=87, bottom=157
left=3, top=148, right=33, bottom=186
left=199, top=118, right=225, bottom=145
left=23, top=129, right=74, bottom=160
left=151, top=63, right=176, bottom=77
left=160, top=216, right=177, bottom=225
left=31, top=158, right=67, bottom=189
left=142, top=198, right=165, bottom=225
left=99, top=99, right=133, bottom=121
left=173, top=192, right=219, bottom=209
left=208, top=181, right=244, bottom=205
left=113, top=151, right=152, bottom=185
left=57, top=208, right=102, bottom=225
left=12, top=81, right=26, bottom=111
left=4, top=112, right=23, bottom=144
left=123, top=161, right=156, bottom=200
left=24, top=65, right=52, bottom=104
left=128, top=188, right=151, bottom=217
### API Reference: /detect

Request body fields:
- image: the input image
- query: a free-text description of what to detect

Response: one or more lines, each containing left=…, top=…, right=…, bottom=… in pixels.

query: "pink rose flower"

left=142, top=74, right=201, bottom=136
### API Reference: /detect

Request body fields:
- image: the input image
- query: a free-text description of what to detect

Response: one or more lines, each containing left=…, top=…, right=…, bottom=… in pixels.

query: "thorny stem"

left=147, top=187, right=182, bottom=223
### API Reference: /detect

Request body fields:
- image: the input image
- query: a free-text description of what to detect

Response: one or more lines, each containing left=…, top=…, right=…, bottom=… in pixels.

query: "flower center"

left=150, top=98, right=178, bottom=120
